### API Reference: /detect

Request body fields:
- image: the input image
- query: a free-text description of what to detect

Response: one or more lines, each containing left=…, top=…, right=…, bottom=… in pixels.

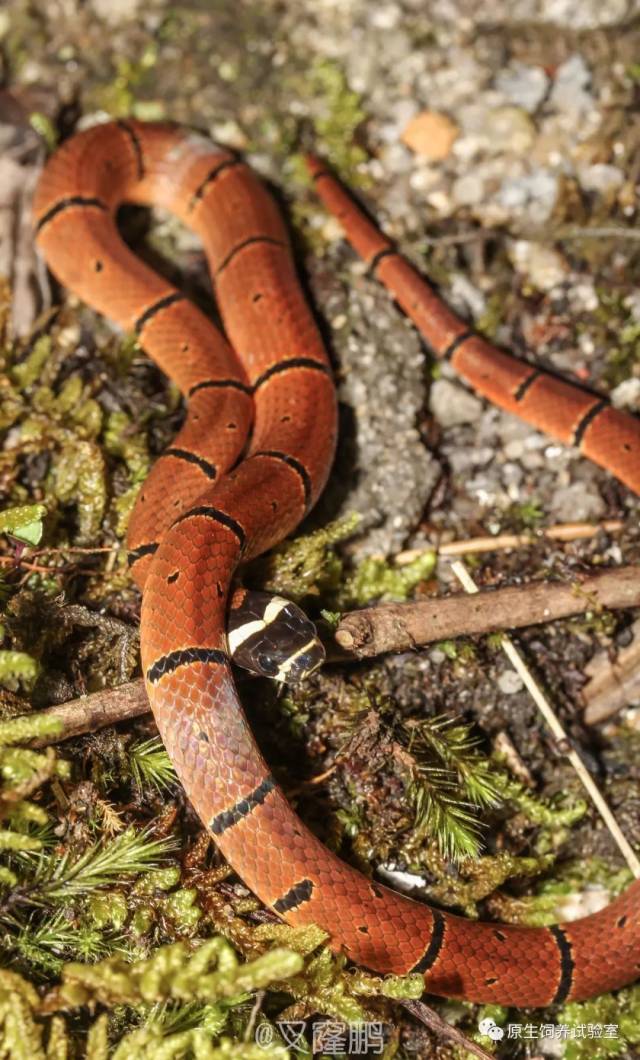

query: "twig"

left=243, top=989, right=266, bottom=1044
left=581, top=618, right=640, bottom=724
left=401, top=1000, right=495, bottom=1060
left=28, top=680, right=149, bottom=748
left=451, top=561, right=640, bottom=878
left=335, top=565, right=640, bottom=657
left=25, top=565, right=640, bottom=745
left=394, top=519, right=624, bottom=564
left=0, top=556, right=74, bottom=574
left=558, top=225, right=640, bottom=241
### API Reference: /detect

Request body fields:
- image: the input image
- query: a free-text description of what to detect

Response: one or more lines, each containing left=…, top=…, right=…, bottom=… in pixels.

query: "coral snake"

left=33, top=120, right=640, bottom=1007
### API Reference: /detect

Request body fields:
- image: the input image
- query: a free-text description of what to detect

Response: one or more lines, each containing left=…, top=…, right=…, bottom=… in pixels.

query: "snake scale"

left=33, top=120, right=640, bottom=1007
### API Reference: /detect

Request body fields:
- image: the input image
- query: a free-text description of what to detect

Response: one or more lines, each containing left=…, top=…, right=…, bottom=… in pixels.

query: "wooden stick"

left=451, top=561, right=640, bottom=878
left=335, top=565, right=640, bottom=657
left=27, top=566, right=640, bottom=747
left=28, top=680, right=149, bottom=747
left=581, top=618, right=640, bottom=724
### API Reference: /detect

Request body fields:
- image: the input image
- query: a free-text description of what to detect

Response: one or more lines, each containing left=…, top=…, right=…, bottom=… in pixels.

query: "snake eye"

left=257, top=652, right=278, bottom=677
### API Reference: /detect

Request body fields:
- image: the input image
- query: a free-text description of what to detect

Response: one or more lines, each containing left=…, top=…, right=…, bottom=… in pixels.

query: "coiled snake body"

left=33, top=120, right=640, bottom=1007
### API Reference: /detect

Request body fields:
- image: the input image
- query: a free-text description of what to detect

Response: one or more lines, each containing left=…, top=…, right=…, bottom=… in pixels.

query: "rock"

left=509, top=240, right=567, bottom=291
left=401, top=110, right=459, bottom=161
left=430, top=379, right=483, bottom=427
left=497, top=670, right=524, bottom=695
left=379, top=100, right=421, bottom=145
left=495, top=63, right=549, bottom=113
left=537, top=0, right=628, bottom=29
left=451, top=171, right=487, bottom=207
left=449, top=274, right=487, bottom=319
left=549, top=55, right=593, bottom=115
left=568, top=281, right=599, bottom=313
left=425, top=0, right=629, bottom=29
left=409, top=165, right=443, bottom=193
left=611, top=378, right=640, bottom=411
left=484, top=106, right=536, bottom=155
left=624, top=291, right=640, bottom=322
left=91, top=0, right=147, bottom=21
left=497, top=169, right=559, bottom=227
left=549, top=481, right=606, bottom=522
left=578, top=163, right=625, bottom=199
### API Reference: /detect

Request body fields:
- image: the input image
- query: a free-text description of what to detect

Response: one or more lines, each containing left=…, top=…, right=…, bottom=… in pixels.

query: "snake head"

left=227, top=591, right=325, bottom=684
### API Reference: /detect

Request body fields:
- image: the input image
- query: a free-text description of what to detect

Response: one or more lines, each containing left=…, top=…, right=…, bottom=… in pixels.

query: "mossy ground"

left=1, top=2, right=640, bottom=1057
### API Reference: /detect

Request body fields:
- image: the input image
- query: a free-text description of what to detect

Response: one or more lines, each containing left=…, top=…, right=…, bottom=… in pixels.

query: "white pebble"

left=497, top=670, right=524, bottom=695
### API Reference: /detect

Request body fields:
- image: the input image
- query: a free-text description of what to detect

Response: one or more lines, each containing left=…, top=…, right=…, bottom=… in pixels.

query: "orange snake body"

left=33, top=120, right=640, bottom=1007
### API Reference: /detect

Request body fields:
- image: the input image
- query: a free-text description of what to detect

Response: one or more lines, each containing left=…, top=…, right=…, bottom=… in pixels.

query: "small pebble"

left=578, top=163, right=625, bottom=198
left=484, top=106, right=536, bottom=155
left=611, top=378, right=640, bottom=411
left=91, top=0, right=143, bottom=21
left=550, top=481, right=606, bottom=522
left=452, top=172, right=486, bottom=207
left=497, top=670, right=524, bottom=695
left=549, top=54, right=593, bottom=115
left=498, top=170, right=559, bottom=226
left=509, top=240, right=567, bottom=291
left=495, top=63, right=549, bottom=113
left=430, top=379, right=484, bottom=427
left=401, top=110, right=459, bottom=161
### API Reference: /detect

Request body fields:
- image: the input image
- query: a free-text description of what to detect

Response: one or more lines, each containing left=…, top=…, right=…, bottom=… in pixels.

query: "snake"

left=33, top=119, right=640, bottom=1008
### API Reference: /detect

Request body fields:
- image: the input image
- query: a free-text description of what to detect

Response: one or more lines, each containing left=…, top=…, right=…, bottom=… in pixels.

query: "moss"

left=501, top=499, right=544, bottom=532
left=560, top=985, right=640, bottom=1058
left=0, top=651, right=40, bottom=692
left=338, top=550, right=437, bottom=609
left=487, top=859, right=632, bottom=928
left=88, top=893, right=128, bottom=932
left=254, top=514, right=435, bottom=615
left=103, top=411, right=150, bottom=539
left=290, top=59, right=371, bottom=187
left=251, top=514, right=359, bottom=605
left=28, top=112, right=58, bottom=151
left=0, top=943, right=299, bottom=1057
left=0, top=930, right=423, bottom=1055
left=590, top=288, right=640, bottom=387
left=87, top=44, right=162, bottom=120
left=161, top=888, right=203, bottom=934
left=475, top=291, right=509, bottom=342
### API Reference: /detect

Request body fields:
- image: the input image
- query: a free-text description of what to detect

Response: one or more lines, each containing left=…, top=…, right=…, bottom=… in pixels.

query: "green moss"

left=0, top=651, right=40, bottom=692
left=475, top=291, right=508, bottom=342
left=10, top=336, right=53, bottom=389
left=88, top=44, right=162, bottom=119
left=103, top=411, right=151, bottom=538
left=560, top=985, right=640, bottom=1058
left=338, top=550, right=436, bottom=608
left=590, top=288, right=640, bottom=387
left=28, top=112, right=58, bottom=151
left=291, top=60, right=370, bottom=187
left=502, top=499, right=544, bottom=532
left=161, top=888, right=202, bottom=933
left=0, top=941, right=301, bottom=1057
left=255, top=515, right=435, bottom=616
left=89, top=893, right=128, bottom=932
left=253, top=514, right=359, bottom=604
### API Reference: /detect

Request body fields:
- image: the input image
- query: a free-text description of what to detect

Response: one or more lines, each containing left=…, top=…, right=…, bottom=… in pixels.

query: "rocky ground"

left=2, top=0, right=640, bottom=1057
